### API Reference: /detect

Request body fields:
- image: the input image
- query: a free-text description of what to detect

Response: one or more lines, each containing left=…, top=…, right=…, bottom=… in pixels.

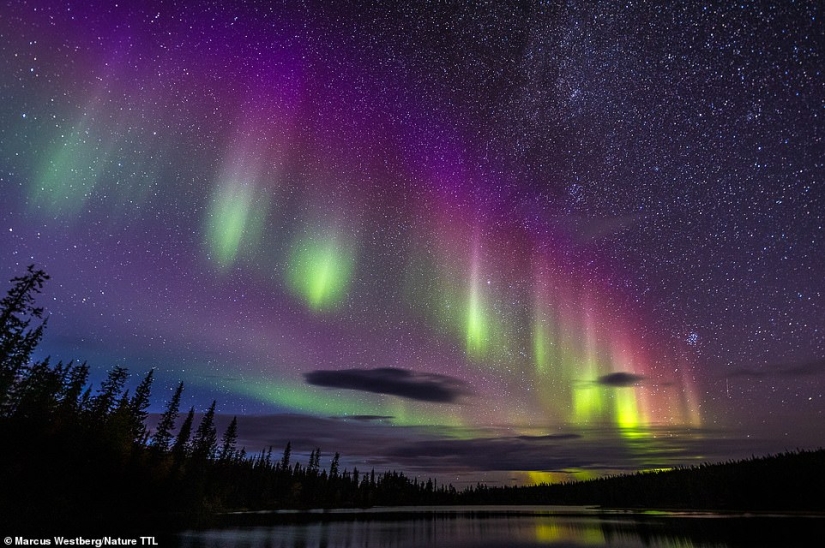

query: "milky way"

left=1, top=0, right=823, bottom=484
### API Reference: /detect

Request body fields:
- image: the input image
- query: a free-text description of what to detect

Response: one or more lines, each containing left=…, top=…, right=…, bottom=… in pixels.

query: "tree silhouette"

left=329, top=452, right=340, bottom=479
left=0, top=265, right=49, bottom=414
left=151, top=381, right=183, bottom=454
left=2, top=266, right=823, bottom=533
left=192, top=400, right=218, bottom=462
left=219, top=416, right=238, bottom=463
left=280, top=441, right=291, bottom=471
left=128, top=369, right=154, bottom=444
left=90, top=365, right=128, bottom=424
left=173, top=406, right=196, bottom=467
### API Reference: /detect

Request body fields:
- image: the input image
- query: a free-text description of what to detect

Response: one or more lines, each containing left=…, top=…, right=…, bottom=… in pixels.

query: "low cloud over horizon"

left=304, top=367, right=471, bottom=403
left=166, top=411, right=825, bottom=486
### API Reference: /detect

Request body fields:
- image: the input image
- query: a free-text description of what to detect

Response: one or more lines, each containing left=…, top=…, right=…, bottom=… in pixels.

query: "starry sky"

left=1, top=0, right=823, bottom=486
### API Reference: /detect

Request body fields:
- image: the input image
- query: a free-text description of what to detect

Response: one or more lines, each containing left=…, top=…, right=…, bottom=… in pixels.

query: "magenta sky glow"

left=1, top=0, right=823, bottom=485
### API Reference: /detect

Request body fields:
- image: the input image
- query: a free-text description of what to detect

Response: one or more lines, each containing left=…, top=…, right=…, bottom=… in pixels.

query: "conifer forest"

left=1, top=266, right=822, bottom=534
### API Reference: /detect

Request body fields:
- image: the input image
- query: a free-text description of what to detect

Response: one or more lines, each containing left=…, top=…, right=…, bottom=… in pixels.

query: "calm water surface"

left=175, top=506, right=824, bottom=548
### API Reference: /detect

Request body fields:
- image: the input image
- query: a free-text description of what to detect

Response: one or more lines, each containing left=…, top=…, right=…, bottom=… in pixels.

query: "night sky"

left=1, top=0, right=823, bottom=486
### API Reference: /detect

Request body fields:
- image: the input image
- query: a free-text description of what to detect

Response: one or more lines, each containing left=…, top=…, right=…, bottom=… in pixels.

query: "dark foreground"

left=1, top=268, right=824, bottom=536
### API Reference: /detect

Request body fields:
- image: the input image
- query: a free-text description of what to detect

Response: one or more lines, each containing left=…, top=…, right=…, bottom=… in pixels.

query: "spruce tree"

left=329, top=452, right=340, bottom=479
left=90, top=366, right=128, bottom=423
left=128, top=369, right=154, bottom=443
left=308, top=448, right=320, bottom=475
left=218, top=415, right=238, bottom=463
left=191, top=400, right=218, bottom=461
left=59, top=361, right=89, bottom=413
left=7, top=357, right=60, bottom=422
left=151, top=382, right=183, bottom=453
left=280, top=441, right=291, bottom=471
left=172, top=406, right=195, bottom=466
left=0, top=265, right=49, bottom=414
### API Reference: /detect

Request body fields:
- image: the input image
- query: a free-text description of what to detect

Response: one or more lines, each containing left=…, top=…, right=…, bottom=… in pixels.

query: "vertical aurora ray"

left=609, top=334, right=645, bottom=432
left=203, top=136, right=276, bottom=273
left=32, top=121, right=162, bottom=220
left=32, top=112, right=118, bottom=217
left=402, top=159, right=502, bottom=364
left=532, top=316, right=551, bottom=374
left=403, top=211, right=491, bottom=362
left=614, top=387, right=642, bottom=430
left=655, top=354, right=703, bottom=429
left=456, top=237, right=515, bottom=365
left=286, top=229, right=356, bottom=312
left=571, top=304, right=609, bottom=425
left=7, top=0, right=797, bottom=487
left=532, top=311, right=571, bottom=420
left=531, top=266, right=572, bottom=420
left=28, top=66, right=169, bottom=221
left=678, top=364, right=703, bottom=428
left=465, top=292, right=486, bottom=357
left=202, top=75, right=303, bottom=272
left=398, top=151, right=704, bottom=444
left=465, top=235, right=488, bottom=359
left=204, top=179, right=269, bottom=271
left=528, top=250, right=699, bottom=438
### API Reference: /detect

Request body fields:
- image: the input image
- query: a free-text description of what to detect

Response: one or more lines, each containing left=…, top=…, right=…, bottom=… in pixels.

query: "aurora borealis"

left=1, top=1, right=823, bottom=485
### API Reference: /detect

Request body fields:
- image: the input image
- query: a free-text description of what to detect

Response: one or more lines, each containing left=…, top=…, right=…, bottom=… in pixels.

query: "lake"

left=174, top=506, right=824, bottom=547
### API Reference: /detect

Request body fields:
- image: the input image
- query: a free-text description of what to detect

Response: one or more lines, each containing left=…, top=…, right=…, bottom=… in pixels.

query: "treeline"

left=0, top=267, right=453, bottom=532
left=2, top=266, right=823, bottom=533
left=457, top=449, right=825, bottom=511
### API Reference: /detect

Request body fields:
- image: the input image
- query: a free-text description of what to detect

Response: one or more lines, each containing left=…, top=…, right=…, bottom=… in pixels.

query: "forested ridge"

left=0, top=267, right=455, bottom=532
left=1, top=266, right=823, bottom=534
left=459, top=448, right=825, bottom=510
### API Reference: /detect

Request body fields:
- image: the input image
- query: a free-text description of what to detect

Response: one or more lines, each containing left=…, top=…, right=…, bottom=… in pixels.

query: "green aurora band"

left=286, top=231, right=356, bottom=311
left=205, top=180, right=269, bottom=271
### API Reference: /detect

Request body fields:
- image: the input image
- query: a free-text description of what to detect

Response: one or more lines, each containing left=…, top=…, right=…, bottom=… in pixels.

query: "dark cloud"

left=224, top=414, right=417, bottom=459
left=380, top=428, right=697, bottom=475
left=727, top=369, right=767, bottom=379
left=304, top=367, right=471, bottom=403
left=516, top=433, right=582, bottom=441
left=329, top=415, right=395, bottom=422
left=596, top=372, right=645, bottom=387
left=550, top=214, right=646, bottom=243
left=784, top=359, right=825, bottom=376
left=156, top=413, right=825, bottom=486
left=727, top=358, right=825, bottom=379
